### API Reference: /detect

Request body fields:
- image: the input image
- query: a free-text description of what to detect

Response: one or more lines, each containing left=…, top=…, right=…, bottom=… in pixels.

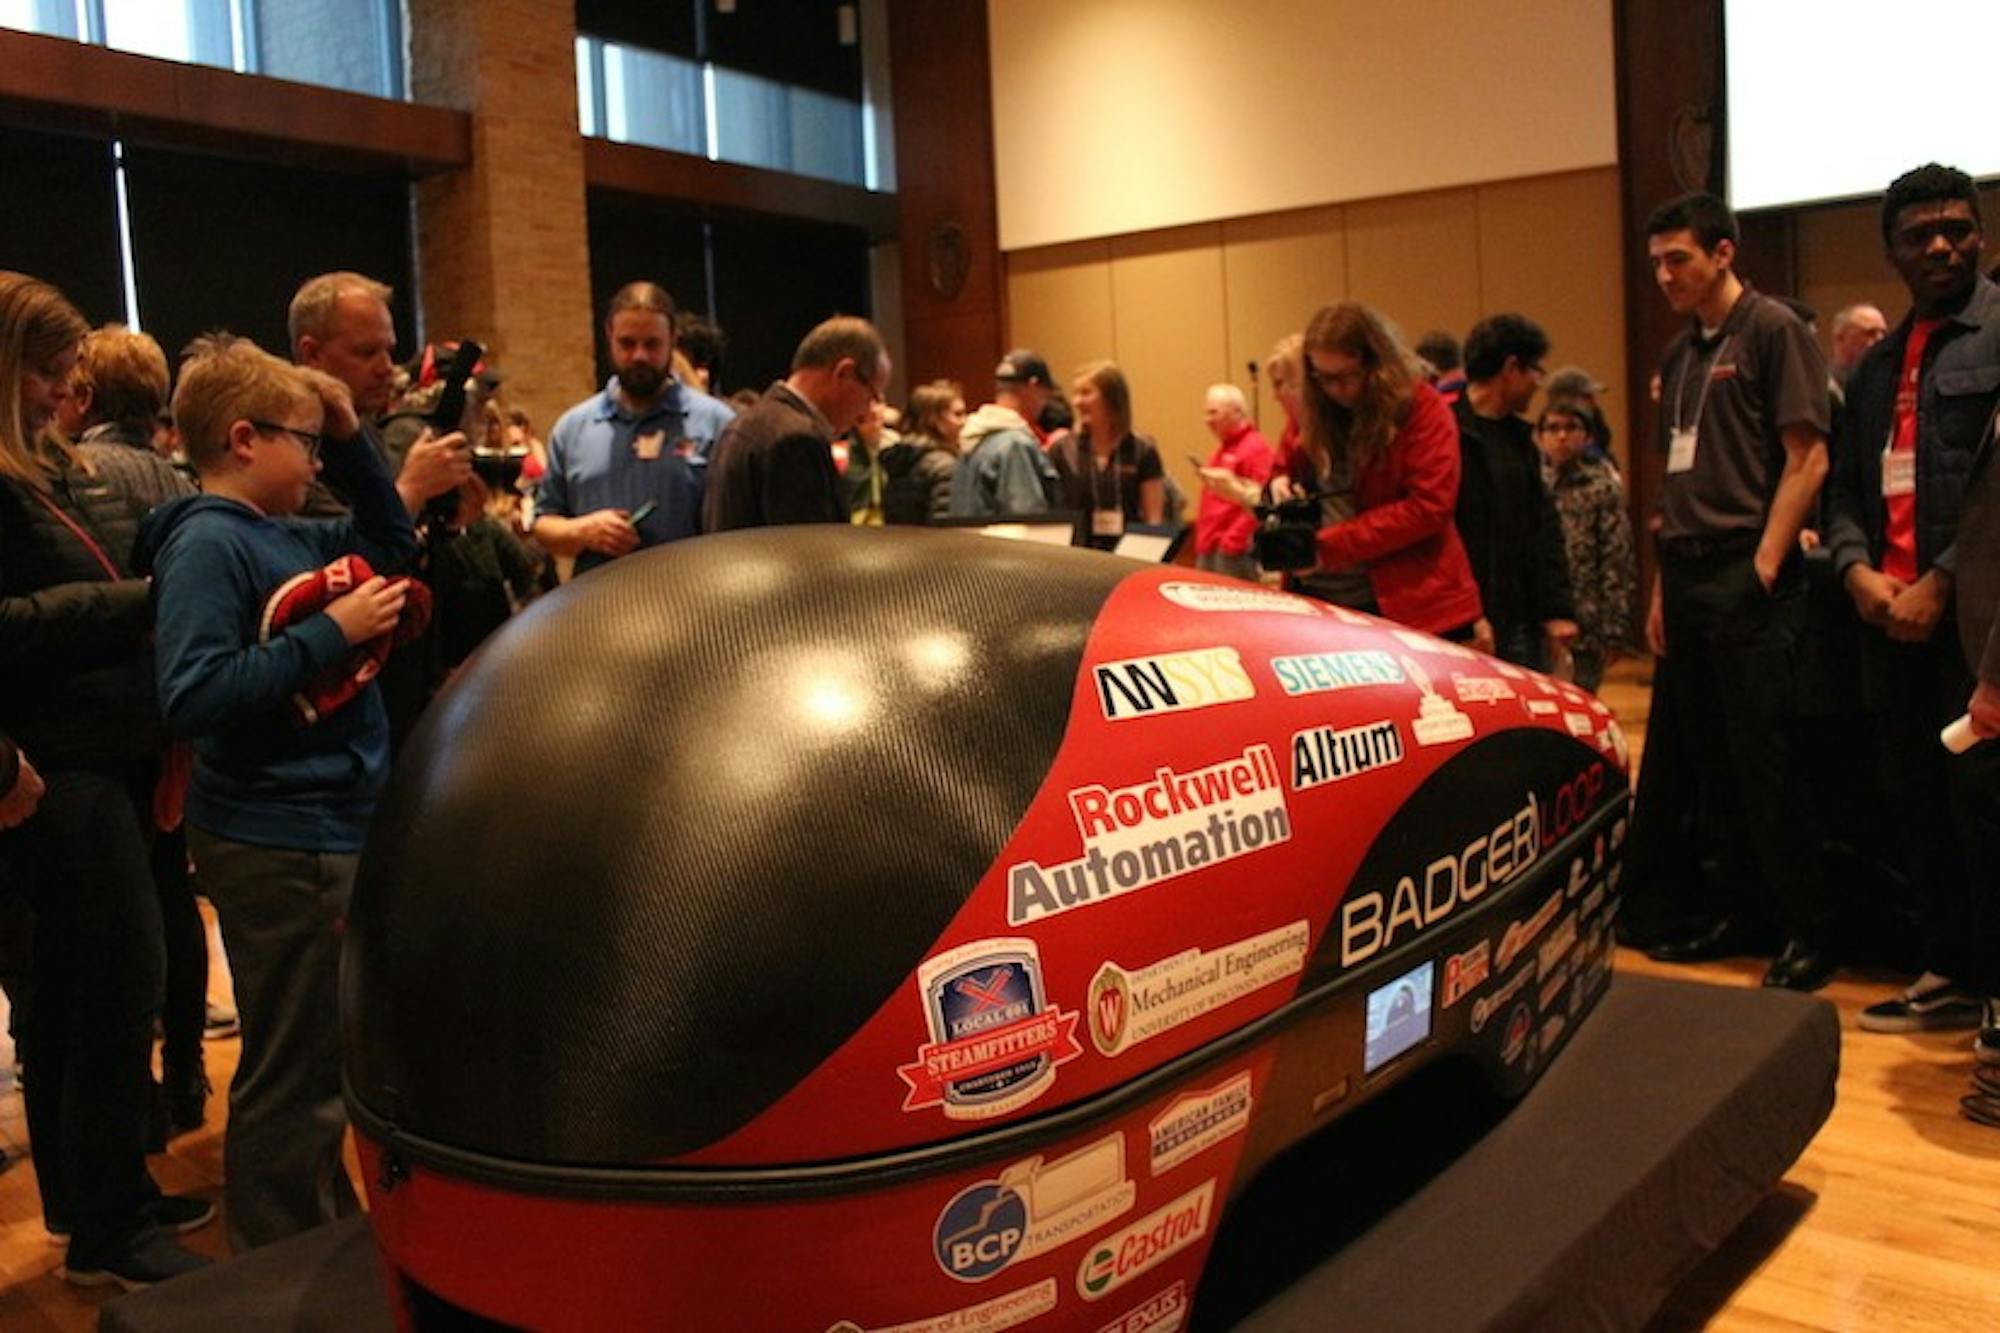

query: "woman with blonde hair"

left=1277, top=301, right=1482, bottom=636
left=1054, top=359, right=1165, bottom=548
left=0, top=271, right=212, bottom=1286
left=1267, top=333, right=1306, bottom=461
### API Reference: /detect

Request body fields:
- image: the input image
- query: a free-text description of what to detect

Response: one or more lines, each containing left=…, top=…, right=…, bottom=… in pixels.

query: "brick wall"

left=408, top=0, right=595, bottom=441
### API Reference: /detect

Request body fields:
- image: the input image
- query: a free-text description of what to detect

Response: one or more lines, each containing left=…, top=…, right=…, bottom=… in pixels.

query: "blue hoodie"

left=134, top=434, right=417, bottom=852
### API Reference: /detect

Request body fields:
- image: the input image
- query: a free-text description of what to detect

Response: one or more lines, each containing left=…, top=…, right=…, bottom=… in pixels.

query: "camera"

left=1251, top=493, right=1322, bottom=571
left=471, top=446, right=527, bottom=490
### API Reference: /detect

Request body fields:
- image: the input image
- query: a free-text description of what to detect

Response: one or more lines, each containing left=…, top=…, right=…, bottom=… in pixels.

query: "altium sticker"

left=1008, top=745, right=1290, bottom=925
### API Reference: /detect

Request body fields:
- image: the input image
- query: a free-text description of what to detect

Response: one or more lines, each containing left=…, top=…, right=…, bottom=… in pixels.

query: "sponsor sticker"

left=1268, top=650, right=1405, bottom=696
left=1581, top=883, right=1605, bottom=919
left=1441, top=939, right=1491, bottom=1007
left=1502, top=1003, right=1533, bottom=1064
left=1538, top=913, right=1578, bottom=981
left=1400, top=655, right=1476, bottom=747
left=1470, top=963, right=1537, bottom=1033
left=1540, top=1013, right=1568, bottom=1050
left=1090, top=922, right=1309, bottom=1056
left=1538, top=958, right=1571, bottom=1011
left=1532, top=676, right=1560, bottom=696
left=1525, top=699, right=1560, bottom=716
left=1567, top=857, right=1588, bottom=898
left=1147, top=1074, right=1253, bottom=1176
left=1611, top=816, right=1628, bottom=849
left=1076, top=1180, right=1215, bottom=1302
left=899, top=939, right=1083, bottom=1120
left=1494, top=891, right=1563, bottom=972
left=1588, top=698, right=1611, bottom=716
left=932, top=1133, right=1136, bottom=1282
left=1493, top=661, right=1529, bottom=680
left=1452, top=674, right=1518, bottom=704
left=1159, top=582, right=1316, bottom=616
left=1095, top=1281, right=1188, bottom=1333
left=1564, top=711, right=1595, bottom=737
left=1009, top=746, right=1291, bottom=926
left=1324, top=605, right=1376, bottom=626
left=1390, top=628, right=1480, bottom=660
left=1290, top=719, right=1405, bottom=791
left=1095, top=647, right=1255, bottom=722
left=1338, top=796, right=1541, bottom=967
left=1605, top=719, right=1630, bottom=767
left=826, top=1279, right=1059, bottom=1333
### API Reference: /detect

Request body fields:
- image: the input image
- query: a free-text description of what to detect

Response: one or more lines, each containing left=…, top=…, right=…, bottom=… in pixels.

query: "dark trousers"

left=1623, top=653, right=1720, bottom=936
left=1494, top=619, right=1551, bottom=673
left=188, top=827, right=359, bottom=1251
left=1952, top=730, right=2000, bottom=999
left=1654, top=549, right=1829, bottom=947
left=1876, top=631, right=1979, bottom=981
left=1, top=768, right=165, bottom=1263
left=153, top=824, right=208, bottom=1088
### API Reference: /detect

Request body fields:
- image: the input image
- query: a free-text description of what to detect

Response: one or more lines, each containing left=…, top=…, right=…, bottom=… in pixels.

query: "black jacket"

left=1826, top=275, right=2000, bottom=583
left=0, top=460, right=156, bottom=771
left=1452, top=399, right=1575, bottom=631
left=879, top=439, right=956, bottom=524
left=703, top=383, right=842, bottom=531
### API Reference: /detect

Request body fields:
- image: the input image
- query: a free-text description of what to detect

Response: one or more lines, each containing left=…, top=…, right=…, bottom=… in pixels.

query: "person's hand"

left=1971, top=680, right=2000, bottom=740
left=1844, top=563, right=1905, bottom=627
left=1645, top=580, right=1666, bottom=657
left=1753, top=548, right=1781, bottom=593
left=1471, top=617, right=1496, bottom=657
left=1198, top=467, right=1260, bottom=507
left=299, top=369, right=359, bottom=439
left=324, top=575, right=409, bottom=646
left=1885, top=568, right=1952, bottom=644
left=1798, top=527, right=1822, bottom=552
left=577, top=508, right=641, bottom=558
left=0, top=751, right=45, bottom=829
left=1544, top=618, right=1580, bottom=649
left=1268, top=474, right=1300, bottom=504
left=400, top=429, right=473, bottom=502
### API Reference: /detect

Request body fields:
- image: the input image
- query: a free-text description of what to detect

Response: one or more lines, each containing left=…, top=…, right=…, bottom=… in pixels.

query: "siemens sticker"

left=1336, top=796, right=1543, bottom=967
left=1009, top=746, right=1290, bottom=925
left=1268, top=650, right=1405, bottom=697
left=1094, top=647, right=1255, bottom=722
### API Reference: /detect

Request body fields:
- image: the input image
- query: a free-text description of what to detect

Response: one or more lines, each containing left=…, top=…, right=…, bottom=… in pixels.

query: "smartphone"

left=629, top=499, right=659, bottom=525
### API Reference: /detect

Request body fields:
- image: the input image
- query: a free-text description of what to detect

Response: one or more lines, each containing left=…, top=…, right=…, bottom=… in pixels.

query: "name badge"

left=1667, top=428, right=1698, bottom=474
left=1881, top=448, right=1916, bottom=498
left=1092, top=508, right=1126, bottom=537
left=632, top=430, right=665, bottom=461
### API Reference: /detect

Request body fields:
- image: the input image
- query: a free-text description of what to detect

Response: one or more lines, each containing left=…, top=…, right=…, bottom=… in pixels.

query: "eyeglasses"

left=250, top=420, right=325, bottom=460
left=1308, top=365, right=1367, bottom=391
left=846, top=363, right=884, bottom=404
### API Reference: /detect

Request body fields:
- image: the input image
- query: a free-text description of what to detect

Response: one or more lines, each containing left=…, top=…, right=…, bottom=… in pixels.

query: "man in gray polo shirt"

left=1637, top=192, right=1834, bottom=990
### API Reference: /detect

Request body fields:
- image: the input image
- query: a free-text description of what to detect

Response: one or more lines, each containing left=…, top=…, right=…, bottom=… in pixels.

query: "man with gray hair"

left=1193, top=382, right=1274, bottom=580
left=289, top=270, right=469, bottom=518
left=1830, top=302, right=1889, bottom=382
left=704, top=315, right=890, bottom=530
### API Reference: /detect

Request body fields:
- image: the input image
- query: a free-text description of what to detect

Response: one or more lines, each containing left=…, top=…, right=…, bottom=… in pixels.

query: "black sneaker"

left=1858, top=974, right=1982, bottom=1033
left=61, top=1229, right=211, bottom=1291
left=149, top=1194, right=217, bottom=1235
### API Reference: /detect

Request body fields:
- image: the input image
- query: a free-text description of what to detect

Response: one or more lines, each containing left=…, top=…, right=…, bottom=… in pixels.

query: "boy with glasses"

left=134, top=334, right=418, bottom=1250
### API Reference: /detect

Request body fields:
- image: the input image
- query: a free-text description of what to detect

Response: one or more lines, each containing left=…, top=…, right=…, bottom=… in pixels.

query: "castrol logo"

left=1076, top=1180, right=1215, bottom=1302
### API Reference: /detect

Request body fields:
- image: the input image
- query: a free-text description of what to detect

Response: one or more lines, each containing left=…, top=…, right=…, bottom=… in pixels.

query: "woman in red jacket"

left=1277, top=302, right=1483, bottom=638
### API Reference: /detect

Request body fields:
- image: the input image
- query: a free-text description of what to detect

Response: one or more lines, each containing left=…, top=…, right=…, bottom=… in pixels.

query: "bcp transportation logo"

left=931, top=1133, right=1136, bottom=1283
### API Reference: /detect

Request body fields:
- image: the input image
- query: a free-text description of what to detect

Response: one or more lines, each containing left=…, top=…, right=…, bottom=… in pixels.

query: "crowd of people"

left=0, top=156, right=1995, bottom=1293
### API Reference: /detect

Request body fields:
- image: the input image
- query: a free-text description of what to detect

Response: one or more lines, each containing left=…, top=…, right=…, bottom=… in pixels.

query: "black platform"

left=102, top=974, right=1838, bottom=1332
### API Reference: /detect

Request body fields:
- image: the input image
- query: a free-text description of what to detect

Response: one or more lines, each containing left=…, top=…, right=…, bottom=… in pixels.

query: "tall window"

left=0, top=0, right=406, bottom=101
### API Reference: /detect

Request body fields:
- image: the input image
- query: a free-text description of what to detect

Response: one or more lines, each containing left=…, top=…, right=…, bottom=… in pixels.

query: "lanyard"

left=1671, top=333, right=1734, bottom=437
left=1089, top=437, right=1122, bottom=510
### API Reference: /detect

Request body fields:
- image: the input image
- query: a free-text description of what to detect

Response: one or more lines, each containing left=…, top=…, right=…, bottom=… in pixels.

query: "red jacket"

left=1287, top=382, right=1482, bottom=634
left=1195, top=420, right=1275, bottom=555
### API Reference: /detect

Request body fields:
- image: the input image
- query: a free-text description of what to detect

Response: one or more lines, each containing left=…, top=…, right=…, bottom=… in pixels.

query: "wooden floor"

left=0, top=659, right=1995, bottom=1330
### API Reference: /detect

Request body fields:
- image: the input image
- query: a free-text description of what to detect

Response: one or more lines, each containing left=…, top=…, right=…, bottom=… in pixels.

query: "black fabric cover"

left=343, top=528, right=1121, bottom=1164
left=110, top=975, right=1838, bottom=1333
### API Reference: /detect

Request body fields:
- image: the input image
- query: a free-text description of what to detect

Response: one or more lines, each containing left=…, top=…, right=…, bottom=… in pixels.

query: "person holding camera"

left=1269, top=302, right=1483, bottom=639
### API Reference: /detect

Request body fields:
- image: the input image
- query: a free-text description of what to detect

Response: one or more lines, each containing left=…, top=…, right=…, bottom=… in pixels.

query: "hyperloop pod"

left=342, top=526, right=1632, bottom=1332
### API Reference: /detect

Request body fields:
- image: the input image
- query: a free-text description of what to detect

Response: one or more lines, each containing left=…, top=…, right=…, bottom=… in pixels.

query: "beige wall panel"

left=1221, top=207, right=1346, bottom=438
left=1004, top=239, right=1116, bottom=404
left=1343, top=187, right=1483, bottom=354
left=1796, top=199, right=1905, bottom=361
left=1108, top=225, right=1229, bottom=504
left=1475, top=168, right=1631, bottom=473
left=989, top=0, right=1616, bottom=249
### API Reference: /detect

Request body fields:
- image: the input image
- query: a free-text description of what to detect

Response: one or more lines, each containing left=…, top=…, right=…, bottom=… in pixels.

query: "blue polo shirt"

left=539, top=377, right=737, bottom=572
